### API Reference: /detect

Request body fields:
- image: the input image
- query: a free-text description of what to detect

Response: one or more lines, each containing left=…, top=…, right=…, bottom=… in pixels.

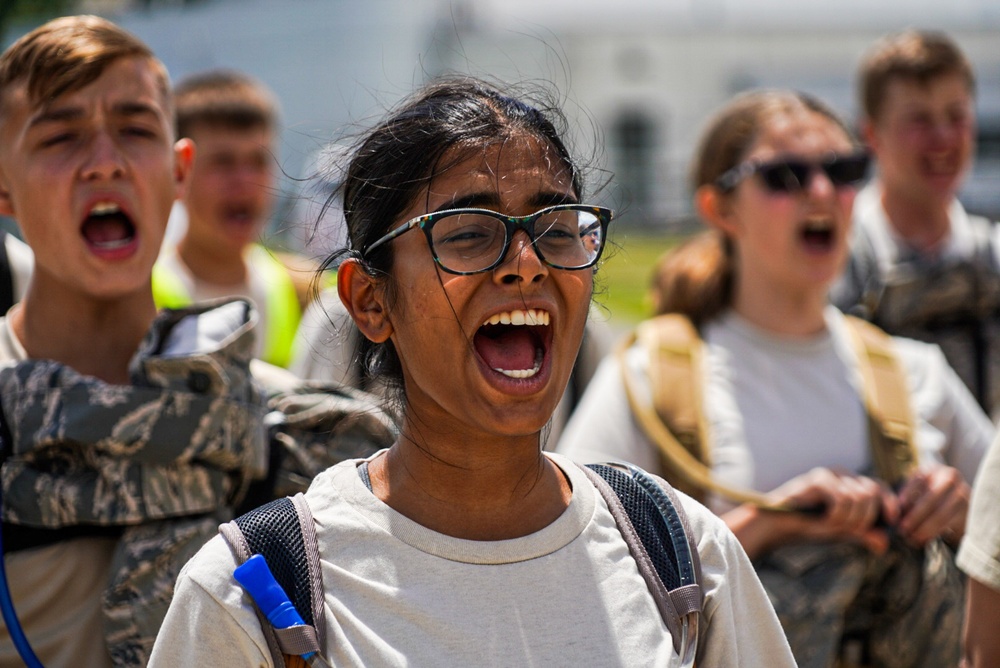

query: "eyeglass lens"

left=429, top=209, right=604, bottom=273
left=758, top=154, right=869, bottom=193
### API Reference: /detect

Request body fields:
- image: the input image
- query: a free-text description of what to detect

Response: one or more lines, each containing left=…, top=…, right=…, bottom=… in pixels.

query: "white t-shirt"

left=149, top=453, right=796, bottom=667
left=557, top=307, right=993, bottom=514
left=3, top=233, right=32, bottom=304
left=958, top=430, right=1000, bottom=589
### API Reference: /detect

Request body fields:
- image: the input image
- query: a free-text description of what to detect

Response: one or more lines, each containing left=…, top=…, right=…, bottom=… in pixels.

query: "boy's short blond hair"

left=174, top=69, right=278, bottom=140
left=0, top=15, right=170, bottom=120
left=859, top=30, right=975, bottom=122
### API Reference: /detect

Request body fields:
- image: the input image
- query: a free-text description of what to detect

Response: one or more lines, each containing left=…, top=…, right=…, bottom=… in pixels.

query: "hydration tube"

left=235, top=554, right=333, bottom=668
left=0, top=494, right=44, bottom=667
left=677, top=613, right=698, bottom=668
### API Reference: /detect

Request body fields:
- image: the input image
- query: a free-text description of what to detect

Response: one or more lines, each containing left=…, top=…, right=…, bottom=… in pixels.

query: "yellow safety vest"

left=152, top=245, right=302, bottom=368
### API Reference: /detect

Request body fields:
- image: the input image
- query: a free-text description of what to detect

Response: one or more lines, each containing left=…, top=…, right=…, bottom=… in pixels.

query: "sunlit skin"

left=179, top=124, right=276, bottom=285
left=0, top=56, right=192, bottom=382
left=963, top=578, right=1000, bottom=667
left=696, top=109, right=969, bottom=559
left=864, top=73, right=976, bottom=251
left=339, top=135, right=591, bottom=540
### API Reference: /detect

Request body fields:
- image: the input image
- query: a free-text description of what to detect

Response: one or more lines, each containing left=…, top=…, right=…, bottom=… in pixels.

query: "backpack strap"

left=582, top=462, right=701, bottom=665
left=619, top=314, right=782, bottom=509
left=220, top=493, right=325, bottom=667
left=842, top=315, right=918, bottom=486
left=620, top=312, right=918, bottom=507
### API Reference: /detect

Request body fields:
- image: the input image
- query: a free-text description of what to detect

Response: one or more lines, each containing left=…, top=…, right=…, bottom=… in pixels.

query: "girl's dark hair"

left=322, top=77, right=584, bottom=396
left=659, top=90, right=854, bottom=325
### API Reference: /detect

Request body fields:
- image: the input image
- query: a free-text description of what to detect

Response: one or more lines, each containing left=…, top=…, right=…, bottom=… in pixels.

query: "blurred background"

left=4, top=0, right=1000, bottom=323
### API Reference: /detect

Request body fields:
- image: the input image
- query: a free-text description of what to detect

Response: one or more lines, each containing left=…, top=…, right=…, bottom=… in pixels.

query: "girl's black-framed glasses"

left=363, top=204, right=613, bottom=275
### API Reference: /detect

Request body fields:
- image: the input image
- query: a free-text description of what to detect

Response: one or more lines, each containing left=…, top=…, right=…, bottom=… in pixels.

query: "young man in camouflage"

left=831, top=31, right=1000, bottom=419
left=0, top=16, right=269, bottom=666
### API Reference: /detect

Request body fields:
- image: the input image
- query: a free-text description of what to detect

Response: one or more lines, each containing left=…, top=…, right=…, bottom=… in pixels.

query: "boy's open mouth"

left=81, top=201, right=136, bottom=251
left=473, top=309, right=551, bottom=379
left=221, top=203, right=258, bottom=227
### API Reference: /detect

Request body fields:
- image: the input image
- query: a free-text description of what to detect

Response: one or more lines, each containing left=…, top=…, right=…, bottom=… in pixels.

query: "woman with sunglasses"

left=558, top=90, right=992, bottom=667
left=148, top=79, right=796, bottom=667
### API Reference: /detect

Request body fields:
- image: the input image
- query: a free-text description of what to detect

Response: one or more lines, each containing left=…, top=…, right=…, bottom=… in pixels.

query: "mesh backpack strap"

left=220, top=493, right=326, bottom=665
left=583, top=462, right=702, bottom=661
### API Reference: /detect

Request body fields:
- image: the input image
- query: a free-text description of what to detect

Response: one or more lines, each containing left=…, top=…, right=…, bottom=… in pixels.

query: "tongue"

left=474, top=327, right=538, bottom=371
left=82, top=214, right=132, bottom=244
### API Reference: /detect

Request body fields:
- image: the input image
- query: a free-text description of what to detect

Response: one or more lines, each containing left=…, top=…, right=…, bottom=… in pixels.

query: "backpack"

left=220, top=461, right=703, bottom=668
left=619, top=313, right=918, bottom=509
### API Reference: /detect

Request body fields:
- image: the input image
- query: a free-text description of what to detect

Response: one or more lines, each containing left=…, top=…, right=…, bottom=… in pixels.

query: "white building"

left=7, top=0, right=999, bottom=241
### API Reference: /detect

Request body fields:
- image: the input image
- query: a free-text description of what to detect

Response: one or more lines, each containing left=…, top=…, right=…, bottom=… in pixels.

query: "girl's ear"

left=338, top=258, right=393, bottom=343
left=695, top=184, right=741, bottom=238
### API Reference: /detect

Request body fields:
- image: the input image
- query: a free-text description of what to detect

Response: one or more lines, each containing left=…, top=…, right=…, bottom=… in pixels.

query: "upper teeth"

left=803, top=220, right=832, bottom=232
left=483, top=309, right=550, bottom=327
left=90, top=202, right=121, bottom=216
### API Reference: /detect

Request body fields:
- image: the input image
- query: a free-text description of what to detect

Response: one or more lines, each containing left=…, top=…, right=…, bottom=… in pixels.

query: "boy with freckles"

left=0, top=15, right=267, bottom=666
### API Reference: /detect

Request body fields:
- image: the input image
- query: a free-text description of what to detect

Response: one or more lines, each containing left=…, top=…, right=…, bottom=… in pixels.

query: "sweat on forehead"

left=0, top=15, right=169, bottom=115
left=425, top=133, right=572, bottom=196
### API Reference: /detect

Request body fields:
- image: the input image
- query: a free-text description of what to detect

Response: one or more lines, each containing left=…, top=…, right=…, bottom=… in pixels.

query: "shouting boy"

left=0, top=16, right=267, bottom=666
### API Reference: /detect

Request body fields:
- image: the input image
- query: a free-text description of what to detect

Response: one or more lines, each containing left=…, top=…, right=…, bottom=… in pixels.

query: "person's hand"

left=896, top=464, right=969, bottom=547
left=766, top=467, right=899, bottom=554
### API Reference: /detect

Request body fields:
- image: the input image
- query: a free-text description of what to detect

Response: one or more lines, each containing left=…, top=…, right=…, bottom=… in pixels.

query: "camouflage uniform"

left=238, top=378, right=397, bottom=512
left=757, top=536, right=964, bottom=668
left=833, top=186, right=1000, bottom=421
left=0, top=298, right=268, bottom=666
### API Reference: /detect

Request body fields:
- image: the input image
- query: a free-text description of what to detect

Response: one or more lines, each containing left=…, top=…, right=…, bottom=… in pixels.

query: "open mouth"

left=799, top=218, right=835, bottom=252
left=221, top=203, right=258, bottom=227
left=923, top=154, right=961, bottom=179
left=473, top=309, right=551, bottom=380
left=81, top=201, right=136, bottom=251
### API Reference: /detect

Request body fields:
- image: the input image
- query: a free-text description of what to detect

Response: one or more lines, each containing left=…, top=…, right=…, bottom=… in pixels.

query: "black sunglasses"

left=715, top=151, right=871, bottom=194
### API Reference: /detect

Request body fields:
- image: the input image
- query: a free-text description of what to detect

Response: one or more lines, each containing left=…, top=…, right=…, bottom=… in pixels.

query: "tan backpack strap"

left=639, top=316, right=710, bottom=468
left=619, top=315, right=789, bottom=510
left=843, top=316, right=918, bottom=486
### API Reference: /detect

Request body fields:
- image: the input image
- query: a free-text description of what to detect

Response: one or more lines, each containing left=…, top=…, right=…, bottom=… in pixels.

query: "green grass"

left=595, top=231, right=686, bottom=328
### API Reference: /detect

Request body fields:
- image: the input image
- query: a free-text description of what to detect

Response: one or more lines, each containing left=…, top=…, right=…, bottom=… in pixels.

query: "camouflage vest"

left=834, top=212, right=1000, bottom=420
left=0, top=297, right=269, bottom=665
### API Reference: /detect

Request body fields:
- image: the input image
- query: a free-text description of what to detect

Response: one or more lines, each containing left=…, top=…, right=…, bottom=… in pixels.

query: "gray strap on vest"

left=274, top=625, right=321, bottom=657
left=219, top=520, right=286, bottom=666
left=651, top=472, right=704, bottom=619
left=581, top=464, right=702, bottom=655
left=220, top=492, right=325, bottom=664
